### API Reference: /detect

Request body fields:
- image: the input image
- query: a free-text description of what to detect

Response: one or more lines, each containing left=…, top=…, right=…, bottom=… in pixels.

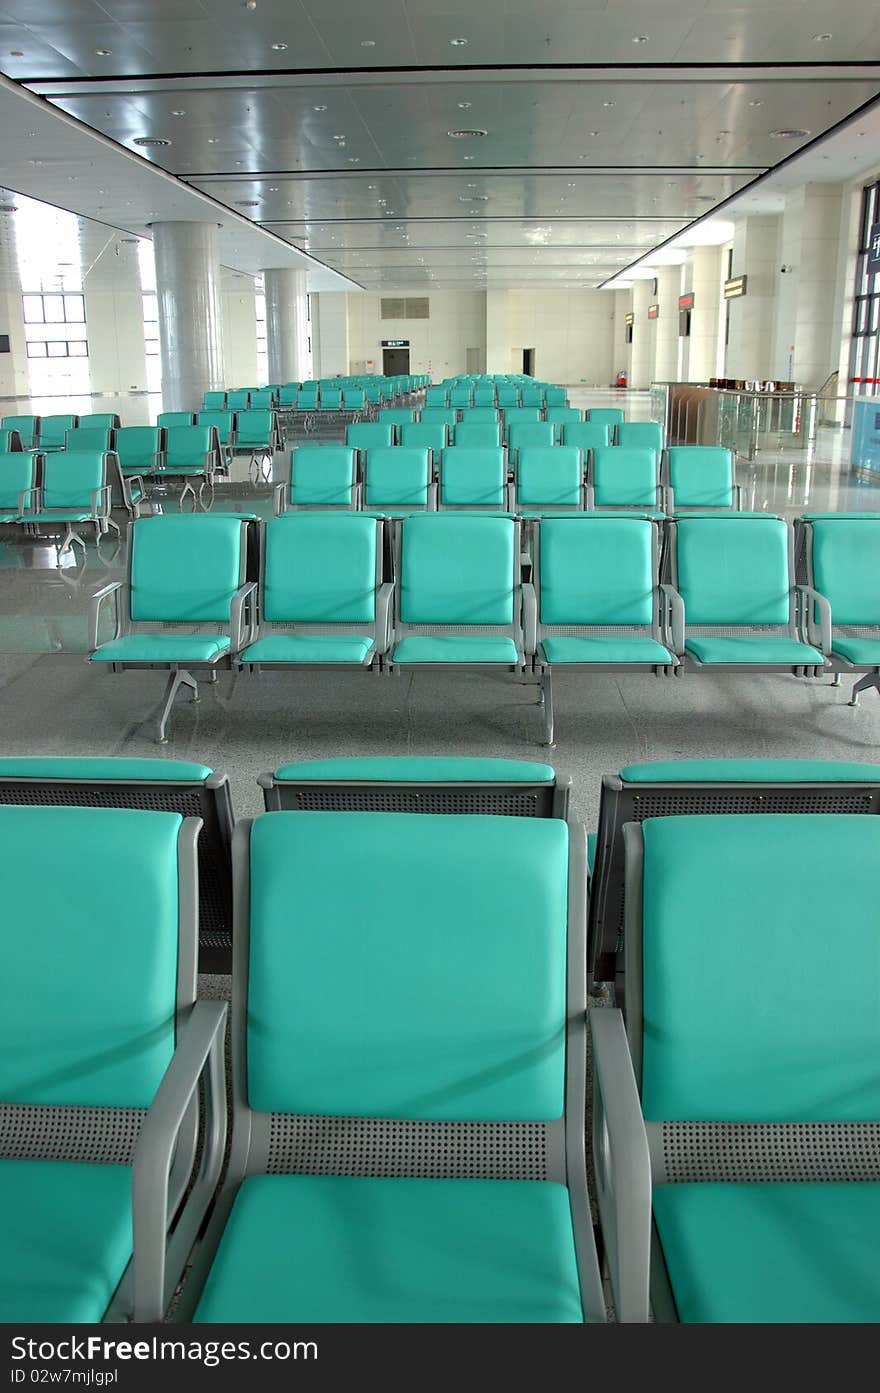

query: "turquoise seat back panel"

left=130, top=514, right=243, bottom=622
left=65, top=429, right=112, bottom=453
left=640, top=814, right=880, bottom=1122
left=401, top=423, right=446, bottom=451
left=379, top=410, right=415, bottom=427
left=289, top=447, right=355, bottom=506
left=441, top=447, right=506, bottom=506
left=236, top=409, right=273, bottom=443
left=165, top=425, right=214, bottom=469
left=43, top=452, right=105, bottom=509
left=0, top=1160, right=133, bottom=1323
left=249, top=392, right=273, bottom=410
left=453, top=423, right=501, bottom=448
left=400, top=515, right=515, bottom=624
left=620, top=758, right=880, bottom=784
left=226, top=393, right=250, bottom=411
left=0, top=756, right=211, bottom=780
left=321, top=390, right=342, bottom=408
left=563, top=423, right=610, bottom=450
left=247, top=811, right=568, bottom=1119
left=503, top=409, right=541, bottom=427
left=675, top=516, right=791, bottom=624
left=194, top=1174, right=582, bottom=1324
left=198, top=411, right=234, bottom=440
left=616, top=422, right=663, bottom=451
left=203, top=391, right=227, bottom=410
left=273, top=756, right=555, bottom=782
left=586, top=408, right=624, bottom=426
left=116, top=427, right=161, bottom=473
left=263, top=514, right=377, bottom=623
left=509, top=423, right=555, bottom=451
left=1, top=806, right=182, bottom=1107
left=459, top=408, right=499, bottom=424
left=653, top=1182, right=880, bottom=1324
left=364, top=447, right=431, bottom=506
left=2, top=415, right=38, bottom=443
left=540, top=517, right=656, bottom=625
left=346, top=424, right=393, bottom=449
left=0, top=452, right=36, bottom=509
left=812, top=519, right=880, bottom=625
left=518, top=447, right=582, bottom=507
left=592, top=447, right=658, bottom=507
left=546, top=408, right=581, bottom=426
left=157, top=412, right=195, bottom=429
left=39, top=415, right=77, bottom=448
left=0, top=429, right=20, bottom=452
left=419, top=408, right=456, bottom=428
left=666, top=447, right=735, bottom=508
left=79, top=414, right=119, bottom=430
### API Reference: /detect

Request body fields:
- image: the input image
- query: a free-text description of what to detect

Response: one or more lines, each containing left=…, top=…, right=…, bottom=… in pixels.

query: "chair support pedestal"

left=849, top=671, right=880, bottom=707
left=157, top=669, right=199, bottom=743
left=540, top=670, right=556, bottom=747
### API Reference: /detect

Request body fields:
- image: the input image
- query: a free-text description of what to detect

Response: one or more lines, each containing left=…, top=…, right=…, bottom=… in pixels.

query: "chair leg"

left=541, top=670, right=555, bottom=747
left=157, top=668, right=199, bottom=743
left=179, top=481, right=196, bottom=512
left=849, top=672, right=880, bottom=708
left=831, top=672, right=841, bottom=687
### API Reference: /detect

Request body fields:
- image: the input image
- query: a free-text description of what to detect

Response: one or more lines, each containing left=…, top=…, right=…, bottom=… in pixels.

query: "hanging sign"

left=647, top=304, right=660, bottom=320
left=678, top=292, right=695, bottom=310
left=724, top=275, right=748, bottom=299
left=381, top=339, right=410, bottom=348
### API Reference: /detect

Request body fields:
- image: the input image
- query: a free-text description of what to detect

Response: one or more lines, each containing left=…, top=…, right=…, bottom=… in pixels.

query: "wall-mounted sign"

left=381, top=339, right=410, bottom=348
left=678, top=292, right=695, bottom=311
left=624, top=313, right=634, bottom=326
left=724, top=275, right=748, bottom=300
left=0, top=334, right=10, bottom=353
left=868, top=223, right=880, bottom=276
left=647, top=304, right=659, bottom=320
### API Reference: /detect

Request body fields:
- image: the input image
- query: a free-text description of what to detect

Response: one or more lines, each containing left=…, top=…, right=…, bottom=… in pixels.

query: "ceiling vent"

left=447, top=129, right=487, bottom=139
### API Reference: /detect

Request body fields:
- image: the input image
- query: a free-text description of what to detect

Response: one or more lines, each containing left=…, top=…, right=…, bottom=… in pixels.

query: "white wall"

left=83, top=290, right=149, bottom=393
left=347, top=291, right=486, bottom=379
left=221, top=278, right=258, bottom=387
left=0, top=289, right=29, bottom=397
left=507, top=290, right=615, bottom=384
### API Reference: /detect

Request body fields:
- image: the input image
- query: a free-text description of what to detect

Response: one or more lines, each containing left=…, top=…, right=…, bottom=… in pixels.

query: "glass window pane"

left=22, top=295, right=44, bottom=323
left=144, top=338, right=160, bottom=356
left=67, top=340, right=88, bottom=357
left=26, top=340, right=47, bottom=357
left=43, top=295, right=65, bottom=323
left=47, top=341, right=67, bottom=357
left=64, top=294, right=85, bottom=323
left=142, top=293, right=158, bottom=322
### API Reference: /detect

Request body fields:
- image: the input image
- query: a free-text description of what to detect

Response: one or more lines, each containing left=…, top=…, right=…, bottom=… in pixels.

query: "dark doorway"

left=522, top=348, right=535, bottom=376
left=383, top=347, right=410, bottom=375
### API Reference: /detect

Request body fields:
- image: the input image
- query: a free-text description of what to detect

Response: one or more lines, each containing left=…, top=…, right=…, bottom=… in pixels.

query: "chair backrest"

left=157, top=411, right=196, bottom=430
left=399, top=514, right=516, bottom=625
left=242, top=809, right=570, bottom=1121
left=343, top=388, right=365, bottom=407
left=425, top=387, right=449, bottom=406
left=563, top=422, right=609, bottom=451
left=198, top=410, right=235, bottom=443
left=289, top=446, right=357, bottom=507
left=2, top=415, right=38, bottom=448
left=497, top=388, right=520, bottom=407
left=226, top=391, right=250, bottom=411
left=674, top=516, right=792, bottom=625
left=537, top=516, right=658, bottom=626
left=42, top=451, right=107, bottom=509
left=278, top=385, right=299, bottom=405
left=472, top=390, right=496, bottom=407
left=453, top=422, right=501, bottom=448
left=347, top=423, right=393, bottom=450
left=235, top=408, right=273, bottom=444
left=249, top=390, right=274, bottom=410
left=39, top=414, right=78, bottom=449
left=262, top=513, right=378, bottom=623
left=419, top=407, right=456, bottom=429
left=0, top=429, right=22, bottom=453
left=1, top=804, right=194, bottom=1108
left=586, top=408, right=624, bottom=427
left=320, top=388, right=342, bottom=409
left=379, top=409, right=416, bottom=427
left=364, top=446, right=431, bottom=507
left=633, top=814, right=880, bottom=1121
left=0, top=451, right=36, bottom=510
left=296, top=388, right=319, bottom=407
left=809, top=517, right=880, bottom=625
left=546, top=408, right=582, bottom=432
left=616, top=421, right=663, bottom=451
left=64, top=427, right=113, bottom=453
left=129, top=514, right=245, bottom=622
left=517, top=446, right=583, bottom=508
left=545, top=388, right=568, bottom=407
left=116, top=426, right=163, bottom=474
left=591, top=446, right=659, bottom=508
left=459, top=407, right=499, bottom=424
left=503, top=408, right=541, bottom=429
left=164, top=425, right=217, bottom=471
left=440, top=447, right=507, bottom=508
left=664, top=446, right=735, bottom=509
left=508, top=422, right=555, bottom=452
left=401, top=422, right=447, bottom=452
left=520, top=387, right=544, bottom=407
left=78, top=413, right=120, bottom=431
left=449, top=387, right=473, bottom=407
left=203, top=391, right=227, bottom=410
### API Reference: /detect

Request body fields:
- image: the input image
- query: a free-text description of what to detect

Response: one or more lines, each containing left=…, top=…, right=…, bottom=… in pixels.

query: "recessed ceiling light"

left=770, top=128, right=810, bottom=138
left=333, top=134, right=346, bottom=140
left=9, top=51, right=23, bottom=57
left=268, top=185, right=279, bottom=191
left=360, top=39, right=376, bottom=46
left=171, top=110, right=186, bottom=117
left=457, top=101, right=472, bottom=109
left=133, top=136, right=171, bottom=146
left=602, top=101, right=615, bottom=108
left=748, top=99, right=763, bottom=107
left=271, top=42, right=288, bottom=50
left=348, top=157, right=360, bottom=162
left=812, top=32, right=832, bottom=40
left=235, top=200, right=259, bottom=207
left=447, top=129, right=487, bottom=139
left=450, top=37, right=468, bottom=46
left=313, top=105, right=327, bottom=112
left=632, top=35, right=648, bottom=43
left=207, top=137, right=219, bottom=143
left=95, top=48, right=111, bottom=56
left=463, top=155, right=475, bottom=160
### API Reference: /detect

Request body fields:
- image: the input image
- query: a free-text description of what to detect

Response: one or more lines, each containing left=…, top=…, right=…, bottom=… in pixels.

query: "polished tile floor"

left=0, top=386, right=878, bottom=830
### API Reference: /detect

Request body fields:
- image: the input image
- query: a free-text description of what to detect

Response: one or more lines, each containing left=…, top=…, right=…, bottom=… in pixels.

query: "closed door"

left=383, top=348, right=410, bottom=374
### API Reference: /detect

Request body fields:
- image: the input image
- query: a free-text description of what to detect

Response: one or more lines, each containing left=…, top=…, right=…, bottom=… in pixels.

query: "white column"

left=771, top=184, right=847, bottom=390
left=725, top=215, right=781, bottom=381
left=686, top=246, right=724, bottom=382
left=629, top=281, right=654, bottom=389
left=653, top=267, right=680, bottom=382
left=264, top=267, right=309, bottom=383
left=151, top=221, right=224, bottom=412
left=485, top=290, right=510, bottom=373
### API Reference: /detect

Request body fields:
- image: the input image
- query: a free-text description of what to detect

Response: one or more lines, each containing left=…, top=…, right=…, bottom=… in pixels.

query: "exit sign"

left=381, top=339, right=410, bottom=348
left=724, top=275, right=748, bottom=300
left=647, top=303, right=659, bottom=320
left=678, top=292, right=695, bottom=310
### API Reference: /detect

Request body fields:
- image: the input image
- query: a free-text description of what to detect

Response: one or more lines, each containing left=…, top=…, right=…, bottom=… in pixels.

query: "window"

left=22, top=292, right=84, bottom=324
left=26, top=339, right=87, bottom=358
left=849, top=180, right=880, bottom=396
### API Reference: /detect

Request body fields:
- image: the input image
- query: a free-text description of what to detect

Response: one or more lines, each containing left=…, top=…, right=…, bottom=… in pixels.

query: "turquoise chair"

left=615, top=421, right=663, bottom=452
left=319, top=387, right=342, bottom=411
left=278, top=384, right=300, bottom=407
left=64, top=427, right=114, bottom=454
left=449, top=386, right=473, bottom=408
left=545, top=387, right=569, bottom=407
left=508, top=422, right=555, bottom=456
left=586, top=408, right=624, bottom=428
left=379, top=409, right=416, bottom=430
left=800, top=514, right=880, bottom=705
left=546, top=407, right=582, bottom=440
left=0, top=757, right=236, bottom=973
left=592, top=810, right=880, bottom=1322
left=472, top=389, right=496, bottom=407
left=78, top=413, right=121, bottom=432
left=588, top=447, right=664, bottom=515
left=438, top=446, right=510, bottom=512
left=343, top=387, right=365, bottom=410
left=664, top=515, right=825, bottom=673
left=198, top=409, right=236, bottom=449
left=38, top=414, right=78, bottom=451
left=248, top=389, right=274, bottom=411
left=346, top=422, right=393, bottom=452
left=514, top=446, right=585, bottom=516
left=203, top=390, right=227, bottom=410
left=0, top=428, right=22, bottom=453
left=502, top=408, right=541, bottom=436
left=295, top=388, right=319, bottom=410
left=89, top=514, right=255, bottom=741
left=563, top=422, right=610, bottom=452
left=260, top=755, right=570, bottom=816
left=277, top=446, right=358, bottom=512
left=586, top=757, right=880, bottom=984
left=169, top=806, right=604, bottom=1323
left=161, top=425, right=221, bottom=510
left=1, top=415, right=38, bottom=449
left=16, top=450, right=116, bottom=551
left=453, top=422, right=501, bottom=448
left=400, top=422, right=447, bottom=456
left=364, top=385, right=382, bottom=405
left=157, top=412, right=196, bottom=431
left=425, top=386, right=449, bottom=407
left=497, top=387, right=520, bottom=408
left=520, top=386, right=544, bottom=408
left=662, top=446, right=740, bottom=511
left=115, top=426, right=164, bottom=485
left=231, top=409, right=277, bottom=481
left=0, top=802, right=226, bottom=1322
left=528, top=516, right=674, bottom=745
left=240, top=513, right=390, bottom=672
left=0, top=451, right=38, bottom=522
left=419, top=407, right=456, bottom=430
left=226, top=391, right=250, bottom=413
left=458, top=407, right=499, bottom=424
left=362, top=446, right=435, bottom=514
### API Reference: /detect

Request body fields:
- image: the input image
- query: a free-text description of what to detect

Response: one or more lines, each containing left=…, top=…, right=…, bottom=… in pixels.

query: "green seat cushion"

left=241, top=635, right=374, bottom=664
left=393, top=636, right=520, bottom=664
left=92, top=635, right=231, bottom=663
left=274, top=757, right=555, bottom=782
left=685, top=637, right=823, bottom=665
left=0, top=1160, right=132, bottom=1323
left=831, top=637, right=880, bottom=666
left=621, top=758, right=880, bottom=784
left=19, top=512, right=93, bottom=523
left=653, top=1182, right=880, bottom=1324
left=0, top=757, right=211, bottom=781
left=541, top=637, right=672, bottom=664
left=194, top=1175, right=582, bottom=1324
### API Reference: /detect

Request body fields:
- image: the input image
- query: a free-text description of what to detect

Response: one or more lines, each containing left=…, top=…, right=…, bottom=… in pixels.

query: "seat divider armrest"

left=88, top=580, right=124, bottom=651
left=230, top=581, right=258, bottom=651
left=659, top=583, right=684, bottom=654
left=796, top=584, right=832, bottom=651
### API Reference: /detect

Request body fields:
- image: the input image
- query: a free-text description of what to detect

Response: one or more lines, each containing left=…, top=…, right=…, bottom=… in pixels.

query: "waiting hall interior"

left=2, top=0, right=880, bottom=1332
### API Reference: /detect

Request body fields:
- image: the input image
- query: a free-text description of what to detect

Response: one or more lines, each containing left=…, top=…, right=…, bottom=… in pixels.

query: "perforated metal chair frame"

left=259, top=769, right=571, bottom=818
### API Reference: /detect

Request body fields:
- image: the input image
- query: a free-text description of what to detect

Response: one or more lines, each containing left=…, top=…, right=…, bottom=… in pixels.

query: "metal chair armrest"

left=375, top=581, right=395, bottom=654
left=659, top=583, right=684, bottom=654
left=522, top=581, right=538, bottom=654
left=796, top=584, right=832, bottom=651
left=17, top=486, right=40, bottom=515
left=273, top=480, right=288, bottom=515
left=88, top=580, right=124, bottom=650
left=230, top=581, right=258, bottom=651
